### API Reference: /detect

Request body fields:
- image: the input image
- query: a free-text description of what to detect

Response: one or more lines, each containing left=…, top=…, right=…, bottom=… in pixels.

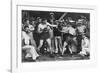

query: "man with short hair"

left=76, top=19, right=87, bottom=53
left=22, top=25, right=39, bottom=61
left=61, top=24, right=77, bottom=55
left=37, top=18, right=53, bottom=55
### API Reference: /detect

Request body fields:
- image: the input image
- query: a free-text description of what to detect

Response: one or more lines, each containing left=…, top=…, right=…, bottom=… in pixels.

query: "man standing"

left=76, top=18, right=86, bottom=53
left=61, top=23, right=77, bottom=55
left=37, top=18, right=54, bottom=55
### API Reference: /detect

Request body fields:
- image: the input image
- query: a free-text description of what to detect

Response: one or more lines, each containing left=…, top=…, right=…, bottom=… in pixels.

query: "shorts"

left=40, top=32, right=50, bottom=40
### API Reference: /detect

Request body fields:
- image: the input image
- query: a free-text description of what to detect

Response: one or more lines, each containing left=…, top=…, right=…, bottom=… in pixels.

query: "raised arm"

left=47, top=22, right=57, bottom=27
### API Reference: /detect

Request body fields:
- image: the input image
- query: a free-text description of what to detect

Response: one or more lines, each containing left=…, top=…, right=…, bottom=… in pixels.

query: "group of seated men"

left=22, top=15, right=90, bottom=61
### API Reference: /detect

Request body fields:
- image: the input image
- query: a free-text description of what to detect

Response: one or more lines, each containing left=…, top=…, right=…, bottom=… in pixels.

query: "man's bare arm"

left=47, top=22, right=57, bottom=27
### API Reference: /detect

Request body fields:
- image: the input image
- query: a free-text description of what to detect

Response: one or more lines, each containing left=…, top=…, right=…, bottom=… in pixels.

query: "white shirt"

left=82, top=37, right=90, bottom=48
left=62, top=26, right=69, bottom=33
left=68, top=26, right=76, bottom=35
left=80, top=36, right=90, bottom=55
left=61, top=26, right=76, bottom=35
left=22, top=31, right=30, bottom=45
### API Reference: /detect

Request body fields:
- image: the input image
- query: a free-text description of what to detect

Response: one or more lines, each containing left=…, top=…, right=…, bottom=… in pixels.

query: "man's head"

left=37, top=17, right=42, bottom=23
left=50, top=12, right=54, bottom=15
left=31, top=20, right=36, bottom=27
left=24, top=26, right=30, bottom=33
left=42, top=18, right=47, bottom=24
left=24, top=18, right=30, bottom=25
left=76, top=19, right=83, bottom=26
left=67, top=24, right=71, bottom=27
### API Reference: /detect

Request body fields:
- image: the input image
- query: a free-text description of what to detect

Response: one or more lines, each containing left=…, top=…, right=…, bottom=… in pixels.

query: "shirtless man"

left=61, top=24, right=77, bottom=55
left=37, top=18, right=57, bottom=55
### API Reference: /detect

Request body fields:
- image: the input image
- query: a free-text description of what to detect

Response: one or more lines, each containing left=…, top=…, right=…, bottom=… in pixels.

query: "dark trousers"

left=76, top=34, right=82, bottom=53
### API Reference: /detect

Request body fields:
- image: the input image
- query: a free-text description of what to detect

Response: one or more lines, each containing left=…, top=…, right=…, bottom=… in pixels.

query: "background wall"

left=0, top=0, right=99, bottom=73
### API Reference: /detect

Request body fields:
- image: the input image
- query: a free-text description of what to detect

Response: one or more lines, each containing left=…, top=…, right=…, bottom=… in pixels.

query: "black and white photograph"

left=9, top=0, right=98, bottom=72
left=11, top=2, right=97, bottom=72
left=22, top=10, right=90, bottom=62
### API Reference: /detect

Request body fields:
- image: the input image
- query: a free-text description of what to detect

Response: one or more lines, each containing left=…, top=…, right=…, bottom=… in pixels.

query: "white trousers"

left=22, top=45, right=39, bottom=60
left=79, top=37, right=90, bottom=56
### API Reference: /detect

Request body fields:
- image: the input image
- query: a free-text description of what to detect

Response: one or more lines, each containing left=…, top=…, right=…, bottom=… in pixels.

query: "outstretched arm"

left=47, top=22, right=57, bottom=27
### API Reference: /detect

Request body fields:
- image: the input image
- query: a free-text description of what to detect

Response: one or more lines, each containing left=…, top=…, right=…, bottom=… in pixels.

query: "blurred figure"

left=79, top=35, right=90, bottom=56
left=53, top=22, right=62, bottom=54
left=61, top=23, right=77, bottom=55
left=37, top=18, right=53, bottom=55
left=23, top=19, right=37, bottom=47
left=22, top=25, right=39, bottom=61
left=76, top=18, right=87, bottom=53
left=33, top=17, right=42, bottom=47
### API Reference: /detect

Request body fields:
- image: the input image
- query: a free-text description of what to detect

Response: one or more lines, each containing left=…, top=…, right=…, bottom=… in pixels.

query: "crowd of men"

left=22, top=12, right=90, bottom=61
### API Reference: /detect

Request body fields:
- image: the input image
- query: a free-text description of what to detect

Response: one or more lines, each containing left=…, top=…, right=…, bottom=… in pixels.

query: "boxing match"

left=22, top=10, right=90, bottom=62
